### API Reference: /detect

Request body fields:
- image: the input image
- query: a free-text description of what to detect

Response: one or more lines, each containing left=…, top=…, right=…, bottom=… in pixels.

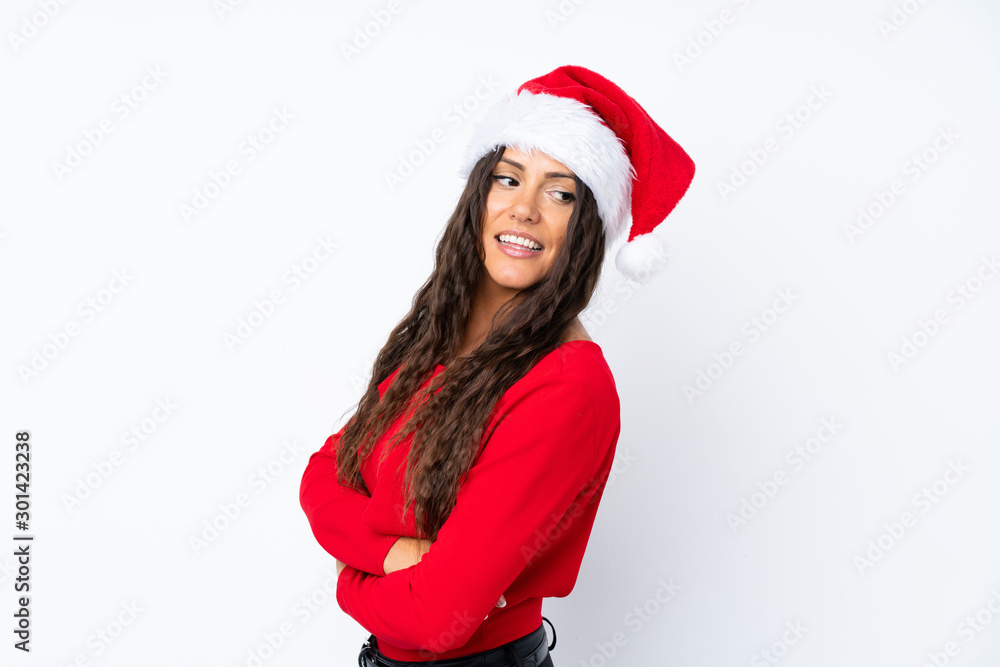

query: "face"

left=478, top=146, right=577, bottom=300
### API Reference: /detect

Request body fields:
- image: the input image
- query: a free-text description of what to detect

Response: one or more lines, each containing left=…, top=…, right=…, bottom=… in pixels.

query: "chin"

left=485, top=264, right=539, bottom=289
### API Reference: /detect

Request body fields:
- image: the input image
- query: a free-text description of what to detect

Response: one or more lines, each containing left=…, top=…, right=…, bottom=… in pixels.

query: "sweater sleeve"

left=299, top=426, right=400, bottom=577
left=336, top=373, right=602, bottom=651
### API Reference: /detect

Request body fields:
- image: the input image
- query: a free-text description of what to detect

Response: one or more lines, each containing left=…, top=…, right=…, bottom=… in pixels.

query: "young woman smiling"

left=299, top=65, right=695, bottom=667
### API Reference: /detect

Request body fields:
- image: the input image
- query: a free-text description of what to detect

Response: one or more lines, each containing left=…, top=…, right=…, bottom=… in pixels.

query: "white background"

left=2, top=0, right=999, bottom=665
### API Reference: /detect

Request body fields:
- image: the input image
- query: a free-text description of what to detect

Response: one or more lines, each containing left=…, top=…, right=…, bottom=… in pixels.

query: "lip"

left=495, top=229, right=544, bottom=249
left=495, top=236, right=539, bottom=258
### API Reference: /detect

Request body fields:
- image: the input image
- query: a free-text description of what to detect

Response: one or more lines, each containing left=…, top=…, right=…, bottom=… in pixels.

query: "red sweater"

left=299, top=339, right=620, bottom=661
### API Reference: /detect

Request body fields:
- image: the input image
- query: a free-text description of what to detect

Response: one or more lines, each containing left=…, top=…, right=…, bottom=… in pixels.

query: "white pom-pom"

left=614, top=233, right=670, bottom=284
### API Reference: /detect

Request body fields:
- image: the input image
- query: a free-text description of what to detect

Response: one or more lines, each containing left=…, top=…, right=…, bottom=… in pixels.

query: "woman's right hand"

left=382, top=536, right=433, bottom=575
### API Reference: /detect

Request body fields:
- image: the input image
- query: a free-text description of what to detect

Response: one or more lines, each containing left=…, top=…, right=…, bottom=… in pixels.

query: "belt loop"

left=541, top=616, right=556, bottom=652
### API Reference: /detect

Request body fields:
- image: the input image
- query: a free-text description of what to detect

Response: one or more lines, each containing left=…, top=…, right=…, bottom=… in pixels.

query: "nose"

left=508, top=187, right=539, bottom=223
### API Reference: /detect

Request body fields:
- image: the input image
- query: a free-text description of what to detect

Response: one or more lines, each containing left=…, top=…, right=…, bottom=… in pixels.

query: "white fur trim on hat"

left=458, top=90, right=635, bottom=246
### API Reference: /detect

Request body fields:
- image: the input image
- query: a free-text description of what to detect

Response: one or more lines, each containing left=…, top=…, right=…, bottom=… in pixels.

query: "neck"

left=454, top=278, right=515, bottom=360
left=452, top=281, right=586, bottom=361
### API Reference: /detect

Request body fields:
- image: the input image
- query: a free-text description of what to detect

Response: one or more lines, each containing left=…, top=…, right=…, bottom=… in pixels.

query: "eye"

left=551, top=189, right=576, bottom=204
left=491, top=175, right=518, bottom=188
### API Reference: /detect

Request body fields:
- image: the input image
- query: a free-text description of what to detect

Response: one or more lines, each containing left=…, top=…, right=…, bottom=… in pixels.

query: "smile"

left=495, top=235, right=542, bottom=258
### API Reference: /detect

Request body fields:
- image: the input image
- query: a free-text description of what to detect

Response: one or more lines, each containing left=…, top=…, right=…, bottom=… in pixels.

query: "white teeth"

left=498, top=234, right=541, bottom=250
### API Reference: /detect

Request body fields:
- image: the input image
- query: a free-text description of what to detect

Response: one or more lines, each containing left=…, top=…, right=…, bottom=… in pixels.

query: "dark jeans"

left=359, top=617, right=557, bottom=666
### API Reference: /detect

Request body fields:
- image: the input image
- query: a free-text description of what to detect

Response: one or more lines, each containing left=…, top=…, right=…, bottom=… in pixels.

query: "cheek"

left=484, top=195, right=506, bottom=220
left=550, top=239, right=566, bottom=262
left=552, top=218, right=571, bottom=250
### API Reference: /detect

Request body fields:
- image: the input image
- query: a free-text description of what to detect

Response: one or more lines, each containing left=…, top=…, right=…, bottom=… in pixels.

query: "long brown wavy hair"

left=335, top=145, right=607, bottom=541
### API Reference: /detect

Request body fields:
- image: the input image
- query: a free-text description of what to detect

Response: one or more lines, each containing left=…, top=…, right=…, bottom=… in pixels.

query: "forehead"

left=501, top=146, right=575, bottom=176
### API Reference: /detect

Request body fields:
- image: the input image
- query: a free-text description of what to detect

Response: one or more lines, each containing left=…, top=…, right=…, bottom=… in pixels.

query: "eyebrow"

left=499, top=157, right=576, bottom=181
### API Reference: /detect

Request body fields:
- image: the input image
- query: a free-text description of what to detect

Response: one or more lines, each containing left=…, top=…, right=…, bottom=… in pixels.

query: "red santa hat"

left=458, top=65, right=696, bottom=282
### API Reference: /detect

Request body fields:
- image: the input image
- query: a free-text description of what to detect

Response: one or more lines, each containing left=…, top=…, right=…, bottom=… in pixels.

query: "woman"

left=299, top=65, right=695, bottom=666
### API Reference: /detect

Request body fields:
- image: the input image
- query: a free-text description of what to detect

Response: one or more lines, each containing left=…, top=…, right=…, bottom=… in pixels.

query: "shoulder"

left=483, top=340, right=619, bottom=470
left=503, top=340, right=619, bottom=421
left=555, top=340, right=619, bottom=418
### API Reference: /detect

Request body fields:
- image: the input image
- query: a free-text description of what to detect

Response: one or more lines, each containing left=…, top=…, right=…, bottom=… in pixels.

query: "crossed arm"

left=302, top=376, right=601, bottom=646
left=300, top=438, right=505, bottom=608
left=337, top=538, right=506, bottom=611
